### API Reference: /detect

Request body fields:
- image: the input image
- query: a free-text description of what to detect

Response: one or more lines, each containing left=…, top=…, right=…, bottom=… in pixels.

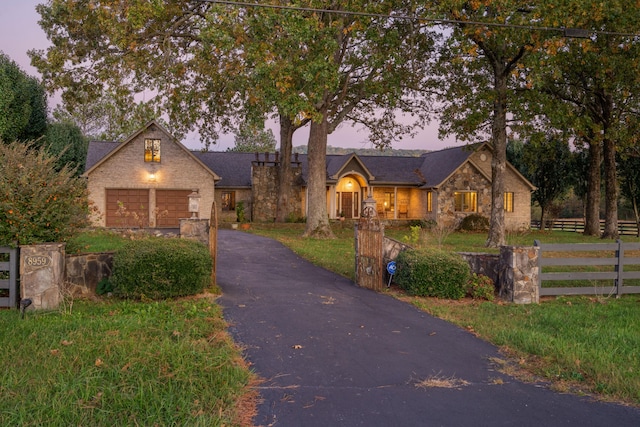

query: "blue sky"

left=0, top=0, right=460, bottom=151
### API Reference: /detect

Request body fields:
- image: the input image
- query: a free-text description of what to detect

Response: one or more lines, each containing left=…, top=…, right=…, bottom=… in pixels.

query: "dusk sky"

left=0, top=0, right=461, bottom=151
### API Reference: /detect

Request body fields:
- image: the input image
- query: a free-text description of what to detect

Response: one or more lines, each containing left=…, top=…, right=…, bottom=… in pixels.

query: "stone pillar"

left=20, top=243, right=66, bottom=310
left=180, top=218, right=210, bottom=246
left=498, top=246, right=539, bottom=304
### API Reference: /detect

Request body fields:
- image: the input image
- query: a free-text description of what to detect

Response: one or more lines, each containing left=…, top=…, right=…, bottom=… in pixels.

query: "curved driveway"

left=216, top=230, right=640, bottom=426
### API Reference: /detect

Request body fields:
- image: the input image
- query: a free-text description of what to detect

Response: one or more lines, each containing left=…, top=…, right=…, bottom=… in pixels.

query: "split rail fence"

left=531, top=219, right=639, bottom=236
left=534, top=240, right=640, bottom=297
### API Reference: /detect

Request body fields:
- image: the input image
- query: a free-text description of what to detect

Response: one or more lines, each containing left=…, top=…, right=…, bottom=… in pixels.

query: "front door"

left=341, top=192, right=353, bottom=219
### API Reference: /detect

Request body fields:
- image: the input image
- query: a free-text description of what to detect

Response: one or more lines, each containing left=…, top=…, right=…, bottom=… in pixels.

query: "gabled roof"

left=83, top=119, right=220, bottom=181
left=327, top=153, right=375, bottom=181
left=85, top=141, right=119, bottom=171
left=417, top=144, right=478, bottom=188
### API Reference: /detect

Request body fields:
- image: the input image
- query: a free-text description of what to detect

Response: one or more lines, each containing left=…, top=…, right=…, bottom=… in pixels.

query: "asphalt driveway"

left=216, top=230, right=640, bottom=426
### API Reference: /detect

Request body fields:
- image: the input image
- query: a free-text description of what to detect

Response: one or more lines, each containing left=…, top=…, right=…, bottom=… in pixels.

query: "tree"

left=0, top=52, right=47, bottom=143
left=507, top=139, right=572, bottom=230
left=0, top=142, right=89, bottom=246
left=618, top=149, right=640, bottom=237
left=43, top=121, right=88, bottom=176
left=229, top=121, right=276, bottom=153
left=526, top=2, right=640, bottom=238
left=51, top=90, right=157, bottom=141
left=425, top=2, right=545, bottom=247
left=235, top=1, right=435, bottom=237
left=32, top=1, right=435, bottom=237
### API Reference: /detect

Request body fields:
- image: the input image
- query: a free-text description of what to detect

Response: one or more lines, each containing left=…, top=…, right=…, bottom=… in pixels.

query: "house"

left=84, top=121, right=534, bottom=230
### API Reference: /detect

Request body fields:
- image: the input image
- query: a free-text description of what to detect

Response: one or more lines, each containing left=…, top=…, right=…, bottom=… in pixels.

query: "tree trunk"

left=486, top=68, right=507, bottom=248
left=601, top=136, right=618, bottom=239
left=275, top=115, right=294, bottom=223
left=539, top=205, right=546, bottom=231
left=584, top=140, right=602, bottom=236
left=303, top=108, right=334, bottom=238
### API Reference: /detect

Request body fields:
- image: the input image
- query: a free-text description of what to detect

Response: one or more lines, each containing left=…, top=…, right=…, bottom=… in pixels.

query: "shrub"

left=111, top=238, right=212, bottom=300
left=0, top=142, right=89, bottom=246
left=458, top=214, right=490, bottom=232
left=394, top=248, right=471, bottom=299
left=466, top=273, right=496, bottom=301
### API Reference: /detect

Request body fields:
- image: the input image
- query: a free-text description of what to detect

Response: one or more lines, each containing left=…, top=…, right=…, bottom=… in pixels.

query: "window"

left=504, top=192, right=514, bottom=212
left=426, top=191, right=433, bottom=212
left=384, top=192, right=395, bottom=212
left=454, top=191, right=477, bottom=212
left=144, top=139, right=161, bottom=162
left=221, top=191, right=235, bottom=211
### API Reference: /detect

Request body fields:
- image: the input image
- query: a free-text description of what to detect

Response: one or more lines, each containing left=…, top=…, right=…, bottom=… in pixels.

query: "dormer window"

left=144, top=139, right=161, bottom=162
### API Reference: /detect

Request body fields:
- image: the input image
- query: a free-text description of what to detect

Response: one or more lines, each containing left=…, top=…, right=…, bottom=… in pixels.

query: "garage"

left=105, top=189, right=150, bottom=228
left=156, top=189, right=192, bottom=228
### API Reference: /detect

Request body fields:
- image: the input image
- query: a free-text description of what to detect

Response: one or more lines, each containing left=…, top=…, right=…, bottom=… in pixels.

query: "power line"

left=198, top=0, right=640, bottom=38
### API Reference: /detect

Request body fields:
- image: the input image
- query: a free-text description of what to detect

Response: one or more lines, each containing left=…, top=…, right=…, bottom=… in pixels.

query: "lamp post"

left=188, top=190, right=201, bottom=219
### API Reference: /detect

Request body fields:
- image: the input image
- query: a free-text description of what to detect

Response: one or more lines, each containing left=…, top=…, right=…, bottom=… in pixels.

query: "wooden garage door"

left=106, top=189, right=150, bottom=228
left=156, top=190, right=191, bottom=228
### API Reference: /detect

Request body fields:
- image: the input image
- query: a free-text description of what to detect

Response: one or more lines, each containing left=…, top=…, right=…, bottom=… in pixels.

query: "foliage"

left=0, top=142, right=89, bottom=246
left=466, top=273, right=495, bottom=301
left=31, top=1, right=437, bottom=237
left=394, top=248, right=470, bottom=299
left=51, top=90, right=157, bottom=141
left=229, top=121, right=277, bottom=153
left=0, top=52, right=47, bottom=143
left=403, top=225, right=423, bottom=246
left=43, top=120, right=88, bottom=175
left=0, top=299, right=254, bottom=425
left=111, top=238, right=212, bottom=300
left=618, top=149, right=640, bottom=235
left=235, top=201, right=246, bottom=223
left=458, top=214, right=490, bottom=232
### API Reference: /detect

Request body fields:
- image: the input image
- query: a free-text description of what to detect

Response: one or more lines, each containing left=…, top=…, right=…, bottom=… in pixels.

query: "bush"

left=0, top=142, right=89, bottom=246
left=458, top=214, right=490, bottom=232
left=111, top=238, right=212, bottom=300
left=466, top=273, right=495, bottom=301
left=394, top=248, right=471, bottom=299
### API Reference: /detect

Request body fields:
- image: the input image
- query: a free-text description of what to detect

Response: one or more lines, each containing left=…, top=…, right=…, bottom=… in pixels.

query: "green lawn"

left=0, top=297, right=256, bottom=426
left=247, top=222, right=640, bottom=406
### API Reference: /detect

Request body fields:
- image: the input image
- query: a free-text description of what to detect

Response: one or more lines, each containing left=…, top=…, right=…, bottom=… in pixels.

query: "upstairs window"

left=454, top=191, right=477, bottom=212
left=144, top=139, right=161, bottom=162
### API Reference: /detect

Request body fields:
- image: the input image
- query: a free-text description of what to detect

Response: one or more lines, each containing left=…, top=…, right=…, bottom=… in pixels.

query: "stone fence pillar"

left=20, top=243, right=66, bottom=310
left=498, top=246, right=539, bottom=304
left=180, top=219, right=210, bottom=246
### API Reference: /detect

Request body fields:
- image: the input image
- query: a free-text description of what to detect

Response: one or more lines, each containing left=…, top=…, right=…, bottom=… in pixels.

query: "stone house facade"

left=85, top=122, right=534, bottom=230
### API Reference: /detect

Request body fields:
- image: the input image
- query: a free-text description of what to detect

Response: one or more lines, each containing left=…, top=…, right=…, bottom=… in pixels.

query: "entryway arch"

left=335, top=174, right=367, bottom=219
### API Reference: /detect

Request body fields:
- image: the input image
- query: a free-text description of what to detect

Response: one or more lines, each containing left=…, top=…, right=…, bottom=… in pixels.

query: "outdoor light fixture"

left=20, top=298, right=32, bottom=319
left=188, top=190, right=201, bottom=218
left=346, top=180, right=353, bottom=189
left=148, top=172, right=156, bottom=182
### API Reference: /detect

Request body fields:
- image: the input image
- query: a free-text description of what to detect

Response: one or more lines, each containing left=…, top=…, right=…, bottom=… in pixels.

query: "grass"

left=0, top=297, right=256, bottom=426
left=246, top=222, right=640, bottom=406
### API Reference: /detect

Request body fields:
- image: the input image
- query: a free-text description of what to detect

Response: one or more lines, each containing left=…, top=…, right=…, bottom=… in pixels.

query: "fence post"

left=616, top=239, right=623, bottom=298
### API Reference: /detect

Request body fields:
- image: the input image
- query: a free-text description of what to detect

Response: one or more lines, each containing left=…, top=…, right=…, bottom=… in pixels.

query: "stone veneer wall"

left=65, top=252, right=114, bottom=297
left=437, top=162, right=492, bottom=229
left=251, top=155, right=302, bottom=222
left=62, top=243, right=539, bottom=304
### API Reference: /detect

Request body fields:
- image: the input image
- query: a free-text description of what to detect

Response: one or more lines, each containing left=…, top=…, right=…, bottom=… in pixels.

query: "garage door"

left=156, top=190, right=192, bottom=228
left=106, top=189, right=150, bottom=228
